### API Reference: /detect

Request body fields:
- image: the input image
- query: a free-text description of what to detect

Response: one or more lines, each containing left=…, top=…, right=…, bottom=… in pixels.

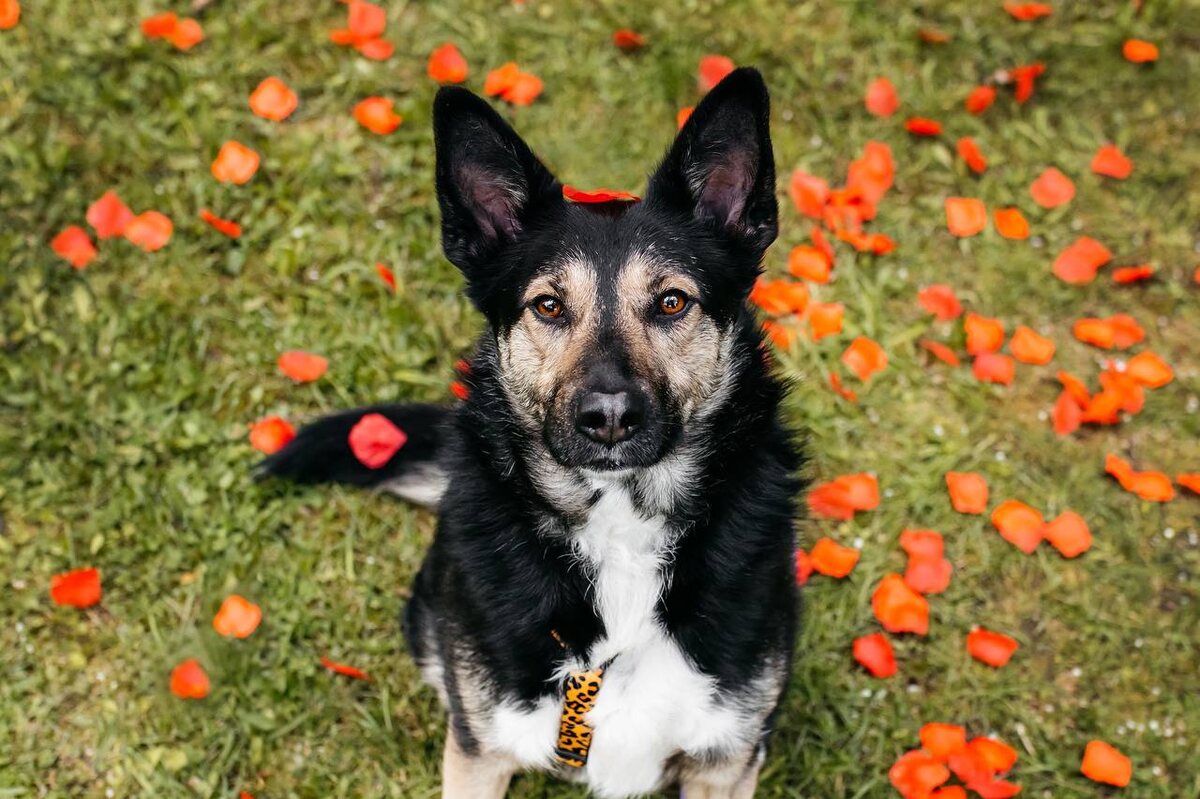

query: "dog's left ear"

left=646, top=67, right=777, bottom=258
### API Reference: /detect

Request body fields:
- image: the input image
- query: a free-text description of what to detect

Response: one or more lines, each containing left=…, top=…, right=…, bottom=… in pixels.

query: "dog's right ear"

left=433, top=87, right=562, bottom=276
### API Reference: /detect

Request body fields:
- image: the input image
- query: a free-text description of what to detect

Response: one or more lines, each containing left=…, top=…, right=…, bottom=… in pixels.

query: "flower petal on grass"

left=1009, top=325, right=1055, bottom=364
left=612, top=28, right=647, bottom=52
left=277, top=350, right=328, bottom=382
left=807, top=473, right=880, bottom=519
left=993, top=207, right=1030, bottom=240
left=1052, top=390, right=1082, bottom=436
left=965, top=85, right=996, bottom=114
left=1010, top=62, right=1046, bottom=103
left=973, top=353, right=1015, bottom=385
left=967, top=628, right=1020, bottom=667
left=353, top=97, right=402, bottom=134
left=1073, top=314, right=1144, bottom=349
left=1029, top=167, right=1075, bottom=208
left=873, top=574, right=929, bottom=634
left=50, top=567, right=102, bottom=608
left=918, top=285, right=962, bottom=320
left=991, top=499, right=1044, bottom=553
left=347, top=0, right=386, bottom=40
left=905, top=556, right=952, bottom=594
left=51, top=226, right=97, bottom=269
left=1126, top=351, right=1173, bottom=387
left=788, top=244, right=832, bottom=283
left=321, top=656, right=372, bottom=681
left=842, top=337, right=888, bottom=381
left=749, top=278, right=809, bottom=316
left=1113, top=264, right=1153, bottom=284
left=945, top=197, right=987, bottom=236
left=249, top=416, right=295, bottom=455
left=1091, top=144, right=1133, bottom=179
left=199, top=208, right=242, bottom=238
left=970, top=737, right=1019, bottom=772
left=809, top=538, right=861, bottom=578
left=921, top=339, right=961, bottom=367
left=697, top=54, right=735, bottom=91
left=794, top=549, right=814, bottom=586
left=1052, top=236, right=1111, bottom=284
left=1004, top=2, right=1052, bottom=20
left=946, top=472, right=988, bottom=514
left=890, top=750, right=950, bottom=799
left=905, top=117, right=942, bottom=136
left=87, top=190, right=135, bottom=239
left=211, top=141, right=261, bottom=184
left=852, top=633, right=896, bottom=678
left=1043, top=510, right=1092, bottom=558
left=921, top=723, right=968, bottom=760
left=0, top=0, right=20, bottom=29
left=865, top=76, right=899, bottom=116
left=427, top=42, right=469, bottom=83
left=1176, top=474, right=1200, bottom=496
left=124, top=211, right=173, bottom=252
left=965, top=312, right=1005, bottom=355
left=1081, top=740, right=1132, bottom=786
left=1122, top=39, right=1158, bottom=63
left=956, top=138, right=987, bottom=174
left=249, top=77, right=298, bottom=121
left=213, top=595, right=262, bottom=638
left=170, top=659, right=210, bottom=699
left=808, top=302, right=844, bottom=340
left=829, top=372, right=858, bottom=403
left=375, top=262, right=397, bottom=292
left=789, top=170, right=829, bottom=218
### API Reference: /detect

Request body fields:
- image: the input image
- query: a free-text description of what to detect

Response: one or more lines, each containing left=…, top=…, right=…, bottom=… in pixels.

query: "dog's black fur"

left=260, top=67, right=803, bottom=795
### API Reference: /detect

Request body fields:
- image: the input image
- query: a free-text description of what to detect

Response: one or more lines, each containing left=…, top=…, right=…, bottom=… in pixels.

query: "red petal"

left=348, top=412, right=408, bottom=469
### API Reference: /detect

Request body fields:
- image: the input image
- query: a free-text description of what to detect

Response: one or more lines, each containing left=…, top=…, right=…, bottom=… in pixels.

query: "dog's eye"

left=532, top=296, right=565, bottom=319
left=656, top=290, right=689, bottom=317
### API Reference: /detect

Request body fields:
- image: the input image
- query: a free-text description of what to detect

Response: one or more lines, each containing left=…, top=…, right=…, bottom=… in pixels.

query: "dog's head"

left=434, top=68, right=777, bottom=473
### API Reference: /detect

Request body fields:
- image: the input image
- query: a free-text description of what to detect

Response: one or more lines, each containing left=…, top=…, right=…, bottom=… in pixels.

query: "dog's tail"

left=255, top=404, right=450, bottom=507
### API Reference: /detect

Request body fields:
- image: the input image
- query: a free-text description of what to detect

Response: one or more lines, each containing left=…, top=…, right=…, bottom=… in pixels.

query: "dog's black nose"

left=575, top=391, right=645, bottom=445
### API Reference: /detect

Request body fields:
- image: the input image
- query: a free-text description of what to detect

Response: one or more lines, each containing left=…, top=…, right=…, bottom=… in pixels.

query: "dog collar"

left=551, top=629, right=616, bottom=768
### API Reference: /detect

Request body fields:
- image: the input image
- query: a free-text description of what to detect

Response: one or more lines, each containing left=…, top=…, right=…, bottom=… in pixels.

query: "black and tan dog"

left=261, top=67, right=803, bottom=799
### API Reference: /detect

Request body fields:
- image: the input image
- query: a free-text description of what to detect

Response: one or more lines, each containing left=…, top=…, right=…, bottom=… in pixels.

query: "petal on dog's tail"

left=255, top=404, right=449, bottom=507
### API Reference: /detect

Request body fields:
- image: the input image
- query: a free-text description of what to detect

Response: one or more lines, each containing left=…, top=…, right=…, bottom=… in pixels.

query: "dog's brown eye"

left=657, top=290, right=689, bottom=316
left=533, top=296, right=564, bottom=319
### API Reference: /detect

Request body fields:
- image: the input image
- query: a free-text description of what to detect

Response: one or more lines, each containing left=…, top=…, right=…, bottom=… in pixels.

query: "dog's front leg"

left=678, top=752, right=762, bottom=799
left=441, top=728, right=515, bottom=799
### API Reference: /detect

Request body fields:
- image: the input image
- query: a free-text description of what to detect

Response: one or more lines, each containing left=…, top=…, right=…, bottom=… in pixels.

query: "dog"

left=260, top=67, right=803, bottom=799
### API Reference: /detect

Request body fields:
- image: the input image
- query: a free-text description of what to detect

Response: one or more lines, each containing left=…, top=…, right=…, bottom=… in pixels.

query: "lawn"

left=1, top=0, right=1198, bottom=797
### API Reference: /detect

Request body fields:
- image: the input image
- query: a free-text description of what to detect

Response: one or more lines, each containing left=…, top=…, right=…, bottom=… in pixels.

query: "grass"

left=1, top=0, right=1198, bottom=796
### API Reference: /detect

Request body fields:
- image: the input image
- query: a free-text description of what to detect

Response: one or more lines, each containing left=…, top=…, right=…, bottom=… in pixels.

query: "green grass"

left=2, top=0, right=1198, bottom=796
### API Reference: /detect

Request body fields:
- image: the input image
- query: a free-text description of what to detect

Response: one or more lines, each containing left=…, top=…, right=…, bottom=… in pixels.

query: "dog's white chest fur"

left=482, top=486, right=754, bottom=798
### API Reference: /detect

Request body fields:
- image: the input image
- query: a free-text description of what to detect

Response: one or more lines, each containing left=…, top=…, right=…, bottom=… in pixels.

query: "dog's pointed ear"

left=433, top=87, right=562, bottom=274
left=646, top=67, right=777, bottom=258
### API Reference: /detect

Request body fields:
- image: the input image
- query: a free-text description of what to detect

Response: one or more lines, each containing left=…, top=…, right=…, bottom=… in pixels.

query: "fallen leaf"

left=199, top=208, right=242, bottom=238
left=211, top=141, right=261, bottom=185
left=427, top=42, right=469, bottom=83
left=1043, top=510, right=1092, bottom=558
left=124, top=211, right=173, bottom=252
left=87, top=190, right=135, bottom=239
left=50, top=567, right=102, bottom=608
left=348, top=412, right=407, bottom=468
left=1122, top=39, right=1158, bottom=63
left=1029, top=166, right=1075, bottom=208
left=612, top=28, right=646, bottom=52
left=865, top=76, right=899, bottom=116
left=905, top=117, right=942, bottom=136
left=1052, top=236, right=1111, bottom=284
left=809, top=537, right=860, bottom=578
left=945, top=197, right=987, bottom=236
left=918, top=285, right=963, bottom=320
left=277, top=350, right=328, bottom=382
left=946, top=472, right=988, bottom=514
left=1081, top=740, right=1132, bottom=787
left=321, top=656, right=372, bottom=681
left=1009, top=325, right=1054, bottom=364
left=873, top=574, right=929, bottom=634
left=852, top=633, right=896, bottom=678
left=965, top=312, right=1005, bottom=355
left=213, top=594, right=263, bottom=639
left=991, top=499, right=1044, bottom=553
left=993, top=207, right=1030, bottom=240
left=967, top=628, right=1020, bottom=667
left=965, top=85, right=997, bottom=114
left=170, top=659, right=210, bottom=699
left=51, top=226, right=97, bottom=269
left=1091, top=144, right=1133, bottom=179
left=353, top=96, right=403, bottom=134
left=249, top=76, right=298, bottom=121
left=249, top=416, right=295, bottom=454
left=842, top=336, right=888, bottom=381
left=956, top=137, right=987, bottom=174
left=698, top=54, right=735, bottom=91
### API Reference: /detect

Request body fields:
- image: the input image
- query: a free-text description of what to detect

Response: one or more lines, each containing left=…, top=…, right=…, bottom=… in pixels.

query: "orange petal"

left=970, top=737, right=1019, bottom=772
left=1004, top=2, right=1052, bottom=20
left=697, top=54, right=735, bottom=91
left=1176, top=473, right=1200, bottom=496
left=789, top=170, right=830, bottom=218
left=427, top=42, right=469, bottom=83
left=945, top=197, right=987, bottom=236
left=483, top=62, right=521, bottom=96
left=167, top=17, right=204, bottom=50
left=611, top=28, right=646, bottom=52
left=946, top=471, right=988, bottom=514
left=921, top=339, right=961, bottom=367
left=1122, top=39, right=1158, bottom=63
left=788, top=244, right=832, bottom=283
left=353, top=96, right=403, bottom=134
left=794, top=549, right=814, bottom=586
left=50, top=567, right=102, bottom=608
left=676, top=106, right=694, bottom=130
left=199, top=208, right=242, bottom=238
left=348, top=412, right=408, bottom=469
left=842, top=336, right=888, bottom=381
left=808, top=473, right=880, bottom=519
left=900, top=529, right=944, bottom=559
left=846, top=141, right=895, bottom=205
left=852, top=633, right=896, bottom=678
left=918, top=285, right=962, bottom=320
left=1081, top=740, right=1132, bottom=787
left=277, top=350, right=328, bottom=382
left=905, top=555, right=953, bottom=594
left=1057, top=370, right=1091, bottom=405
left=321, top=656, right=372, bottom=681
left=809, top=537, right=861, bottom=578
left=967, top=628, right=1020, bottom=667
left=1043, top=510, right=1092, bottom=558
left=51, top=226, right=97, bottom=269
left=562, top=186, right=640, bottom=203
left=211, top=140, right=261, bottom=185
left=973, top=353, right=1015, bottom=385
left=965, top=312, right=1005, bottom=355
left=807, top=302, right=844, bottom=340
left=872, top=574, right=929, bottom=635
left=356, top=37, right=395, bottom=61
left=1053, top=236, right=1111, bottom=284
left=375, top=262, right=397, bottom=292
left=761, top=320, right=798, bottom=351
left=124, top=211, right=173, bottom=252
left=249, top=416, right=295, bottom=455
left=931, top=788, right=968, bottom=799
left=921, top=723, right=968, bottom=761
left=749, top=278, right=809, bottom=316
left=212, top=594, right=263, bottom=639
left=865, top=76, right=899, bottom=117
left=955, top=138, right=987, bottom=174
left=87, top=190, right=134, bottom=239
left=347, top=0, right=386, bottom=39
left=1029, top=167, right=1075, bottom=208
left=918, top=28, right=953, bottom=44
left=170, top=659, right=211, bottom=699
left=249, top=76, right=298, bottom=121
left=1113, top=263, right=1154, bottom=284
left=1052, top=390, right=1082, bottom=436
left=904, top=117, right=942, bottom=136
left=501, top=71, right=544, bottom=106
left=993, top=207, right=1030, bottom=240
left=1125, top=351, right=1172, bottom=388
left=890, top=750, right=951, bottom=798
left=1009, top=325, right=1055, bottom=364
left=142, top=11, right=178, bottom=38
left=1091, top=144, right=1133, bottom=179
left=1073, top=314, right=1144, bottom=349
left=991, top=499, right=1044, bottom=553
left=965, top=85, right=996, bottom=114
left=829, top=372, right=858, bottom=403
left=1010, top=62, right=1046, bottom=103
